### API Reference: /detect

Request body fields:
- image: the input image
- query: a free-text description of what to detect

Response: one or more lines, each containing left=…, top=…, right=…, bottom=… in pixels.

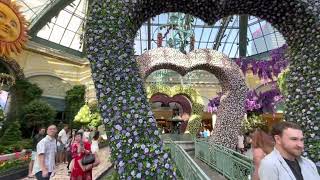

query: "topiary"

left=0, top=121, right=22, bottom=145
left=187, top=115, right=202, bottom=136
left=74, top=104, right=91, bottom=125
left=21, top=100, right=56, bottom=128
left=65, top=85, right=85, bottom=124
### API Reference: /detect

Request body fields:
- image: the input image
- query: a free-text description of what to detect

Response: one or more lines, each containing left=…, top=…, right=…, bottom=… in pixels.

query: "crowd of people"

left=25, top=121, right=320, bottom=180
left=237, top=122, right=320, bottom=180
left=27, top=124, right=102, bottom=180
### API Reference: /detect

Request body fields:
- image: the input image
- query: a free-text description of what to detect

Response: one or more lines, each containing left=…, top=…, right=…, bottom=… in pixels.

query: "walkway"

left=187, top=150, right=226, bottom=180
left=21, top=147, right=112, bottom=180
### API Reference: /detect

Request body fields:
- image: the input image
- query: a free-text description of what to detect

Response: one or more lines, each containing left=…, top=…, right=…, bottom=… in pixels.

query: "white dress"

left=91, top=140, right=99, bottom=153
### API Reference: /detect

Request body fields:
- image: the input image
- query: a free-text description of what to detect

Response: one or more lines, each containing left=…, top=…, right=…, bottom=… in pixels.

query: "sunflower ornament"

left=0, top=0, right=28, bottom=57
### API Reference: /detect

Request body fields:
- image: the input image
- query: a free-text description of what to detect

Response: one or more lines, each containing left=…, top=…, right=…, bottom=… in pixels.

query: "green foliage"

left=308, top=140, right=320, bottom=160
left=277, top=69, right=289, bottom=96
left=0, top=121, right=22, bottom=145
left=88, top=112, right=102, bottom=128
left=0, top=139, right=32, bottom=154
left=21, top=100, right=56, bottom=128
left=65, top=85, right=85, bottom=124
left=74, top=104, right=91, bottom=124
left=6, top=79, right=42, bottom=121
left=187, top=115, right=202, bottom=136
left=0, top=108, right=4, bottom=121
left=74, top=104, right=102, bottom=127
left=241, top=115, right=268, bottom=134
left=12, top=79, right=43, bottom=106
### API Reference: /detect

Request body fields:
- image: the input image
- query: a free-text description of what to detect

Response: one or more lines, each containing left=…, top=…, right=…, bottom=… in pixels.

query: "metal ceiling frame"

left=23, top=0, right=284, bottom=58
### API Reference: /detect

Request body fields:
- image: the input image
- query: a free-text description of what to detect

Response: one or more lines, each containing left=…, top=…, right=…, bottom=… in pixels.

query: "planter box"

left=0, top=164, right=28, bottom=180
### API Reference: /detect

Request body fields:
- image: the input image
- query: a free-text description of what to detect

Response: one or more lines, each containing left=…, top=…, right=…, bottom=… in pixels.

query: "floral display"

left=208, top=88, right=283, bottom=114
left=146, top=84, right=204, bottom=136
left=85, top=0, right=320, bottom=175
left=85, top=1, right=176, bottom=178
left=138, top=48, right=248, bottom=149
left=241, top=114, right=268, bottom=134
left=235, top=44, right=289, bottom=82
left=0, top=153, right=30, bottom=173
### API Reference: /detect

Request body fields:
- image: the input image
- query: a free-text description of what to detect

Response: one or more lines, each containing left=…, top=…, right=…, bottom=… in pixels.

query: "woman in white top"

left=91, top=131, right=100, bottom=154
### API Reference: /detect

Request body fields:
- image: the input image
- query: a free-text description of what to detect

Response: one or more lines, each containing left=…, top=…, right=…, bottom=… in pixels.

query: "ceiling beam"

left=239, top=15, right=249, bottom=57
left=28, top=0, right=76, bottom=36
left=213, top=16, right=232, bottom=50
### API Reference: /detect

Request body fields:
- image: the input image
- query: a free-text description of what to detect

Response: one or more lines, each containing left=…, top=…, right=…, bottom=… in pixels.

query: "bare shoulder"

left=253, top=148, right=265, bottom=158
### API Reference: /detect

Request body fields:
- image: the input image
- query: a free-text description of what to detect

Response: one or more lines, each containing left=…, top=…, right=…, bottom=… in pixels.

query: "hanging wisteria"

left=208, top=88, right=283, bottom=114
left=235, top=44, right=289, bottom=82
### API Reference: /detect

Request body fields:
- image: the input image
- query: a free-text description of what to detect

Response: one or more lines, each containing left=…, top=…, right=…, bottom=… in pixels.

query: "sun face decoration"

left=0, top=0, right=28, bottom=57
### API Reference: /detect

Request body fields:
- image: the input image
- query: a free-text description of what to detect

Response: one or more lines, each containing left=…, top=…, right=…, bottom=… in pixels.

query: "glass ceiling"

left=135, top=14, right=285, bottom=58
left=16, top=0, right=54, bottom=22
left=16, top=0, right=286, bottom=58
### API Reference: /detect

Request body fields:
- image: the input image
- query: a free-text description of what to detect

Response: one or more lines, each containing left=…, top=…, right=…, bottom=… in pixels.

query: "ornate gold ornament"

left=0, top=0, right=28, bottom=57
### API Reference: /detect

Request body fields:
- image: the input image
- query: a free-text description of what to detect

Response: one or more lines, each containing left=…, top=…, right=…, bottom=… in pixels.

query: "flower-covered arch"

left=85, top=0, right=320, bottom=177
left=146, top=84, right=206, bottom=136
left=139, top=48, right=248, bottom=147
left=149, top=93, right=192, bottom=114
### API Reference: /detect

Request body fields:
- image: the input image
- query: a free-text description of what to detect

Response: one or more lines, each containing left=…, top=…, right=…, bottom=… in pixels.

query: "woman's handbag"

left=81, top=153, right=95, bottom=165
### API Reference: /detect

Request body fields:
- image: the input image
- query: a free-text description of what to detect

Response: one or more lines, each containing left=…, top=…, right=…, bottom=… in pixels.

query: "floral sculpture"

left=85, top=0, right=320, bottom=177
left=138, top=48, right=248, bottom=149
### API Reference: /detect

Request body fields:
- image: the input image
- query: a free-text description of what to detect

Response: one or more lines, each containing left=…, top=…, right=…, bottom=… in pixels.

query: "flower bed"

left=0, top=153, right=30, bottom=179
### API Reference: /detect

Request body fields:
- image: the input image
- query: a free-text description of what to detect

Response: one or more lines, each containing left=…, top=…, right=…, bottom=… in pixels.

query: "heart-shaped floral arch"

left=146, top=84, right=206, bottom=136
left=85, top=0, right=320, bottom=178
left=149, top=93, right=192, bottom=114
left=139, top=48, right=248, bottom=148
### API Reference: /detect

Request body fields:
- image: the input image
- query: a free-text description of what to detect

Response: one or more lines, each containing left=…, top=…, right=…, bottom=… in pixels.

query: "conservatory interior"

left=0, top=0, right=319, bottom=179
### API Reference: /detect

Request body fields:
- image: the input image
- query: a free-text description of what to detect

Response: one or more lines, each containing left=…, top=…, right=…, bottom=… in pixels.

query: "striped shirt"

left=34, top=135, right=57, bottom=173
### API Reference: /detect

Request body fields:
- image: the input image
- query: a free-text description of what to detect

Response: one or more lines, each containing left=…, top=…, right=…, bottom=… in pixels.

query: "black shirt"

left=32, top=133, right=45, bottom=151
left=284, top=158, right=304, bottom=180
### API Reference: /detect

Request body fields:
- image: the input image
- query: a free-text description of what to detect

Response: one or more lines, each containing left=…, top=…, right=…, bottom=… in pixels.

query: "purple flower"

left=119, top=161, right=125, bottom=167
left=163, top=153, right=168, bottom=159
left=165, top=163, right=170, bottom=169
left=128, top=139, right=132, bottom=144
left=136, top=173, right=141, bottom=179
left=141, top=144, right=146, bottom=150
left=144, top=148, right=149, bottom=153
left=118, top=167, right=124, bottom=174
left=146, top=162, right=151, bottom=168
left=131, top=170, right=135, bottom=176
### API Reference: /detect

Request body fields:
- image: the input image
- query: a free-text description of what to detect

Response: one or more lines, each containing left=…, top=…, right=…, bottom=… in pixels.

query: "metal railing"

left=165, top=140, right=210, bottom=180
left=195, top=139, right=254, bottom=180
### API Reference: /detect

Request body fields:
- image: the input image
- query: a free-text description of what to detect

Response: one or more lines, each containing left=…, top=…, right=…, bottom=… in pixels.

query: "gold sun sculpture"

left=0, top=0, right=28, bottom=57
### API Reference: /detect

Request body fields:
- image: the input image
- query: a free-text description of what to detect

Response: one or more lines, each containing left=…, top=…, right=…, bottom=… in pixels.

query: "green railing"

left=165, top=140, right=210, bottom=180
left=195, top=139, right=254, bottom=180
